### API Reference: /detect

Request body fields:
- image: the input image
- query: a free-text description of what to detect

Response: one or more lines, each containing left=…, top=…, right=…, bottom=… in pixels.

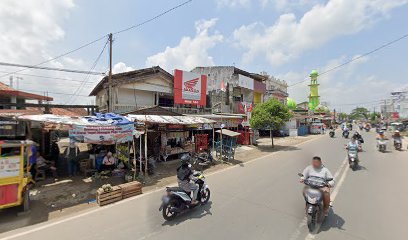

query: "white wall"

left=116, top=88, right=155, bottom=107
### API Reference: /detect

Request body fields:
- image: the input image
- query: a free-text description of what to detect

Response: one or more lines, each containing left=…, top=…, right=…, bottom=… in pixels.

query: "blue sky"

left=0, top=0, right=407, bottom=112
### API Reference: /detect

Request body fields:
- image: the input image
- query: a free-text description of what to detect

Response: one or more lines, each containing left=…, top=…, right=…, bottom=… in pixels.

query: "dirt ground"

left=0, top=134, right=322, bottom=234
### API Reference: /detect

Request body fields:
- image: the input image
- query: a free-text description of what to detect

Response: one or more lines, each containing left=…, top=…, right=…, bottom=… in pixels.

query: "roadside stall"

left=0, top=140, right=37, bottom=212
left=18, top=114, right=137, bottom=178
left=126, top=115, right=215, bottom=166
left=215, top=129, right=240, bottom=161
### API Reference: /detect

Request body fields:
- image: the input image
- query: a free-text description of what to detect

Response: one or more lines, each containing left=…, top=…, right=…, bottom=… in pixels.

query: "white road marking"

left=289, top=157, right=348, bottom=240
left=304, top=157, right=350, bottom=240
left=0, top=135, right=323, bottom=240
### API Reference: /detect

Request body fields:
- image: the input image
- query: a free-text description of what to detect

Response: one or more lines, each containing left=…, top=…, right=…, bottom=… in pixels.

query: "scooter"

left=394, top=138, right=402, bottom=151
left=159, top=171, right=210, bottom=221
left=377, top=139, right=387, bottom=153
left=329, top=130, right=335, bottom=138
left=364, top=126, right=370, bottom=132
left=348, top=149, right=359, bottom=171
left=342, top=131, right=349, bottom=139
left=298, top=173, right=332, bottom=232
left=192, top=149, right=214, bottom=168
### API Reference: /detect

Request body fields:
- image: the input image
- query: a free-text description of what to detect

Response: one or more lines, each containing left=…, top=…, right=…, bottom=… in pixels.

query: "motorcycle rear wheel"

left=162, top=200, right=178, bottom=221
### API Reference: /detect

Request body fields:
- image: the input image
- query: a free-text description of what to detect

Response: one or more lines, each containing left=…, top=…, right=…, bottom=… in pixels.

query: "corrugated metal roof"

left=216, top=129, right=241, bottom=137
left=127, top=114, right=215, bottom=125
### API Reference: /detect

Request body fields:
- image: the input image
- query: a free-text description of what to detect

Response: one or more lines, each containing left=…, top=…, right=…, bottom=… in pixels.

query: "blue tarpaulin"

left=85, top=113, right=132, bottom=125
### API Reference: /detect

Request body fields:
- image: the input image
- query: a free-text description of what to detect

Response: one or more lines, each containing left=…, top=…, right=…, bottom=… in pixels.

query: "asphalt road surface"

left=1, top=130, right=407, bottom=240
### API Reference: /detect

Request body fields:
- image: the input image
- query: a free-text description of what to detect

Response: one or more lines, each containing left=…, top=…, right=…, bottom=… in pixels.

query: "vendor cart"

left=0, top=140, right=35, bottom=212
left=215, top=129, right=240, bottom=161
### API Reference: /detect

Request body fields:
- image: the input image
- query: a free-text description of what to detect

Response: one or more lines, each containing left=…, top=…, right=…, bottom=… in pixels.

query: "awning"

left=187, top=114, right=244, bottom=119
left=127, top=115, right=215, bottom=125
left=18, top=114, right=99, bottom=126
left=216, top=129, right=241, bottom=137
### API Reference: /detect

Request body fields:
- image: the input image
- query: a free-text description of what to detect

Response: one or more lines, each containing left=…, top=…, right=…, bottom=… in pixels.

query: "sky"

left=0, top=0, right=407, bottom=112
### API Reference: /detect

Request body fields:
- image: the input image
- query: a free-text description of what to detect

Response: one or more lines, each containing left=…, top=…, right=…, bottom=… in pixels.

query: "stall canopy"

left=127, top=115, right=215, bottom=125
left=216, top=129, right=241, bottom=137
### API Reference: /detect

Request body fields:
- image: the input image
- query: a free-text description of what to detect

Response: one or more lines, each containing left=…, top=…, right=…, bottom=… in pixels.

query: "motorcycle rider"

left=300, top=156, right=335, bottom=216
left=342, top=125, right=349, bottom=137
left=376, top=130, right=388, bottom=148
left=392, top=130, right=403, bottom=147
left=177, top=154, right=199, bottom=205
left=346, top=136, right=360, bottom=157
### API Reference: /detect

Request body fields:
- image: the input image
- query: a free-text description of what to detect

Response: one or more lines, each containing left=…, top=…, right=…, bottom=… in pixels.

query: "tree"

left=338, top=112, right=348, bottom=121
left=250, top=98, right=292, bottom=148
left=349, top=107, right=369, bottom=120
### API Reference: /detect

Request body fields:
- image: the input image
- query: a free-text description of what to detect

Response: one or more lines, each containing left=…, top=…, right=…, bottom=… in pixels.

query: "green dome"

left=314, top=104, right=329, bottom=113
left=287, top=98, right=297, bottom=110
left=310, top=70, right=319, bottom=77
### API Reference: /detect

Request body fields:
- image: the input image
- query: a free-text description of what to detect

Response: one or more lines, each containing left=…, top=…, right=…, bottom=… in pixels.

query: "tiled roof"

left=0, top=82, right=53, bottom=101
left=0, top=108, right=87, bottom=117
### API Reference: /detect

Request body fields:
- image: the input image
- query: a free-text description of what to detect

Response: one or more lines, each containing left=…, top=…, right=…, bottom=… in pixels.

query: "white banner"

left=0, top=156, right=20, bottom=178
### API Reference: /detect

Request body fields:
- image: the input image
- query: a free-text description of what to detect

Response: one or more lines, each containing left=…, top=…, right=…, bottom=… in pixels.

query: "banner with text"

left=174, top=69, right=207, bottom=106
left=69, top=124, right=134, bottom=144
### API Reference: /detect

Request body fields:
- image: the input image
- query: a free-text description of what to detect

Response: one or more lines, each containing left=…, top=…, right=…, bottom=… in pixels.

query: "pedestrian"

left=64, top=142, right=79, bottom=177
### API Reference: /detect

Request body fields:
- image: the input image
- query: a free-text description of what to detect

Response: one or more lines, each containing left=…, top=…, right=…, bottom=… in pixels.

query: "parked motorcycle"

left=394, top=138, right=402, bottom=151
left=377, top=139, right=387, bottom=153
left=329, top=130, right=335, bottom=138
left=159, top=171, right=210, bottom=221
left=298, top=173, right=333, bottom=232
left=192, top=150, right=214, bottom=168
left=364, top=126, right=370, bottom=132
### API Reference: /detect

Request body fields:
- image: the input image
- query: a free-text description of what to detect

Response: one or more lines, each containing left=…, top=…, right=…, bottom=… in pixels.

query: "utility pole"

left=108, top=33, right=113, bottom=112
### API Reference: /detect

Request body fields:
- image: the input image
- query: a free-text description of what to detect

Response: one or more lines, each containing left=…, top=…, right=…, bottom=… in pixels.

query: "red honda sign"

left=174, top=69, right=207, bottom=106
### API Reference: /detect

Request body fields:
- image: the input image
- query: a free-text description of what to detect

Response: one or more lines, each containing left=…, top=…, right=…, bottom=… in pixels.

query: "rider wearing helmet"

left=177, top=154, right=199, bottom=205
left=392, top=130, right=401, bottom=139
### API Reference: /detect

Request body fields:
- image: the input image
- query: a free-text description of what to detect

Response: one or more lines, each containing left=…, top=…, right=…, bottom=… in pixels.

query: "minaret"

left=308, top=70, right=320, bottom=111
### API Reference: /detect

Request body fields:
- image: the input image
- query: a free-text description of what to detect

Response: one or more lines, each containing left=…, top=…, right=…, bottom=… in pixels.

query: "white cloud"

left=233, top=0, right=407, bottom=66
left=112, top=62, right=135, bottom=74
left=146, top=18, right=223, bottom=71
left=285, top=55, right=397, bottom=112
left=0, top=0, right=98, bottom=104
left=216, top=0, right=250, bottom=8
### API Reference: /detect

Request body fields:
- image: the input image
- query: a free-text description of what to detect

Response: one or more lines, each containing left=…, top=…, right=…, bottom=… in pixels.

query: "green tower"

left=308, top=70, right=320, bottom=111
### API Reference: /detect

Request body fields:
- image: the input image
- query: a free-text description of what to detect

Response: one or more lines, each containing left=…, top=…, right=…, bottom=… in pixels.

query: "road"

left=1, top=130, right=407, bottom=240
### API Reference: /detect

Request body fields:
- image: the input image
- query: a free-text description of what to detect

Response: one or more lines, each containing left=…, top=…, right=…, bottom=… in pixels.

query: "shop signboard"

left=0, top=155, right=20, bottom=178
left=0, top=118, right=26, bottom=137
left=69, top=124, right=134, bottom=144
left=174, top=69, right=207, bottom=106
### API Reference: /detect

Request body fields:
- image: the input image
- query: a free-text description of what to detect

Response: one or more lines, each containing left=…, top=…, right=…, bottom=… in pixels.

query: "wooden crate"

left=96, top=186, right=122, bottom=206
left=119, top=181, right=143, bottom=199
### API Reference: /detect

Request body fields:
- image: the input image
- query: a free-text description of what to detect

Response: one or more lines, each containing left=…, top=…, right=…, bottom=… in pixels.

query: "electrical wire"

left=0, top=0, right=193, bottom=79
left=288, top=33, right=408, bottom=87
left=0, top=61, right=105, bottom=75
left=66, top=38, right=109, bottom=104
left=0, top=70, right=99, bottom=83
left=113, top=0, right=193, bottom=35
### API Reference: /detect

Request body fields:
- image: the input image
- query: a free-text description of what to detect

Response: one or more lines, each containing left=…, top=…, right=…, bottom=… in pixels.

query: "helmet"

left=180, top=154, right=191, bottom=164
left=379, top=131, right=384, bottom=135
left=395, top=130, right=400, bottom=133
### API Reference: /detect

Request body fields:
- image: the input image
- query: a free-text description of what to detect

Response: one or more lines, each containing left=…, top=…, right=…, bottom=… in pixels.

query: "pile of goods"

left=96, top=182, right=143, bottom=206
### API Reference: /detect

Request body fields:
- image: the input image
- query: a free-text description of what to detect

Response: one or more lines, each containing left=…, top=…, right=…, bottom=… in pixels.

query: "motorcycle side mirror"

left=298, top=173, right=304, bottom=177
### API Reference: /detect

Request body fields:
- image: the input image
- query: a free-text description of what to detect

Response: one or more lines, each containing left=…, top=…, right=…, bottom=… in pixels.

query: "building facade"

left=191, top=66, right=267, bottom=125
left=89, top=66, right=175, bottom=114
left=262, top=73, right=288, bottom=104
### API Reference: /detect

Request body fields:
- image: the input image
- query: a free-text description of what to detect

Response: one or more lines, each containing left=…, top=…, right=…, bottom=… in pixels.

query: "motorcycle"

left=394, top=138, right=402, bottom=151
left=342, top=131, right=349, bottom=139
left=329, top=130, right=335, bottom=138
left=192, top=150, right=214, bottom=168
left=377, top=139, right=387, bottom=152
left=347, top=149, right=359, bottom=171
left=298, top=173, right=333, bottom=232
left=159, top=171, right=210, bottom=221
left=364, top=127, right=370, bottom=132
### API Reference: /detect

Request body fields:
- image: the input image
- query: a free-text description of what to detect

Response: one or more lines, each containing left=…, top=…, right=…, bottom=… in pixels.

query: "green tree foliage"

left=250, top=98, right=292, bottom=130
left=349, top=107, right=369, bottom=120
left=337, top=112, right=348, bottom=121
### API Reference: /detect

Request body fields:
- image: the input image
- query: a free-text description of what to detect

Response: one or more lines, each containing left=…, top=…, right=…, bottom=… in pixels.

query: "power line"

left=10, top=88, right=90, bottom=97
left=288, top=33, right=408, bottom=87
left=67, top=39, right=109, bottom=104
left=113, top=0, right=193, bottom=35
left=0, top=70, right=99, bottom=83
left=0, top=61, right=105, bottom=75
left=0, top=0, right=193, bottom=79
left=0, top=35, right=108, bottom=79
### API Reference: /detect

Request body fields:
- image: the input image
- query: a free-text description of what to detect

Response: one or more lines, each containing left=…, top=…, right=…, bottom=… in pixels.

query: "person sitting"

left=392, top=130, right=402, bottom=139
left=101, top=152, right=116, bottom=171
left=36, top=152, right=57, bottom=178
